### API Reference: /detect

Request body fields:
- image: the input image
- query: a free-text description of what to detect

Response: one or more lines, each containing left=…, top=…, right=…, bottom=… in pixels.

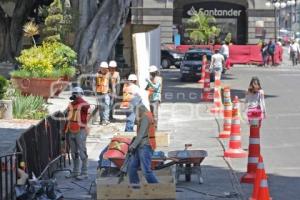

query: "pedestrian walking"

left=289, top=39, right=300, bottom=66
left=267, top=39, right=276, bottom=66
left=210, top=49, right=225, bottom=80
left=65, top=87, right=91, bottom=180
left=95, top=61, right=111, bottom=125
left=244, top=77, right=266, bottom=126
left=146, top=65, right=162, bottom=128
left=128, top=103, right=158, bottom=184
left=261, top=42, right=269, bottom=67
left=220, top=41, right=230, bottom=62
left=108, top=60, right=120, bottom=121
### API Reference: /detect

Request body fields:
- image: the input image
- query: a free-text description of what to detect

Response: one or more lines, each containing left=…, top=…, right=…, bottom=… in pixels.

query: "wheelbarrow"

left=108, top=144, right=207, bottom=184
left=168, top=144, right=208, bottom=184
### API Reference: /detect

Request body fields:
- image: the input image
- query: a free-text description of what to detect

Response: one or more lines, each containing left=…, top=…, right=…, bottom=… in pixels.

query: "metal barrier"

left=16, top=111, right=70, bottom=179
left=0, top=152, right=22, bottom=200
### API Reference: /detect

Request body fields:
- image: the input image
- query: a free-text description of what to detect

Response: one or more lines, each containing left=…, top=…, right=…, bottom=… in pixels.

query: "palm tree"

left=186, top=11, right=220, bottom=44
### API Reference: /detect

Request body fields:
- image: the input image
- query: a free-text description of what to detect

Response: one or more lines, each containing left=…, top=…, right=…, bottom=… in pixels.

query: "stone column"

left=248, top=9, right=276, bottom=44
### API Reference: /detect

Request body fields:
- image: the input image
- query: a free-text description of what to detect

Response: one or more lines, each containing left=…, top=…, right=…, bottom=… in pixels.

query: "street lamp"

left=266, top=0, right=300, bottom=40
left=266, top=0, right=290, bottom=41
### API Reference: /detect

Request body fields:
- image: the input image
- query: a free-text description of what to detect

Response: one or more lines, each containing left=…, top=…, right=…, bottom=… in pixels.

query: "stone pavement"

left=47, top=90, right=244, bottom=200
left=0, top=89, right=245, bottom=200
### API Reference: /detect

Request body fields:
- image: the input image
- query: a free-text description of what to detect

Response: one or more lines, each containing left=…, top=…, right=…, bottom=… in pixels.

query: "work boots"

left=66, top=158, right=80, bottom=178
left=76, top=158, right=88, bottom=180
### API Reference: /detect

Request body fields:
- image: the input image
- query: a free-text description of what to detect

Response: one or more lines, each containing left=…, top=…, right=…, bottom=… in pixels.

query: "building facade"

left=131, top=0, right=277, bottom=44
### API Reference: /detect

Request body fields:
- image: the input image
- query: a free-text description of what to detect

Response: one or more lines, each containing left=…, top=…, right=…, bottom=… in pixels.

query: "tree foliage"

left=43, top=0, right=64, bottom=41
left=0, top=0, right=132, bottom=73
left=225, top=32, right=232, bottom=44
left=186, top=11, right=220, bottom=44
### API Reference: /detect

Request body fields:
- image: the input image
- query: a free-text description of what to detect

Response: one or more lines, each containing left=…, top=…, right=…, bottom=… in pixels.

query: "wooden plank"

left=97, top=168, right=175, bottom=200
left=97, top=180, right=175, bottom=200
left=114, top=130, right=170, bottom=147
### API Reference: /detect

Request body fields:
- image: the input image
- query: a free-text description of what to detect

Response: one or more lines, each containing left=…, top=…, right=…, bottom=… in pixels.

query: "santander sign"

left=187, top=6, right=242, bottom=17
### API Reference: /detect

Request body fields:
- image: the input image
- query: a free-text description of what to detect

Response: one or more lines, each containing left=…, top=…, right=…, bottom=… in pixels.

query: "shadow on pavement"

left=235, top=171, right=300, bottom=200
left=0, top=128, right=27, bottom=155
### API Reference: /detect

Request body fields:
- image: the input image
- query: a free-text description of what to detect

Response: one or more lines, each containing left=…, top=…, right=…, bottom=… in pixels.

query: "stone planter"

left=11, top=77, right=68, bottom=99
left=0, top=99, right=13, bottom=120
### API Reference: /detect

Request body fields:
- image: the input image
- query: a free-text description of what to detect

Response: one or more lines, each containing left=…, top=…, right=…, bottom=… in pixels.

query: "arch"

left=173, top=0, right=249, bottom=44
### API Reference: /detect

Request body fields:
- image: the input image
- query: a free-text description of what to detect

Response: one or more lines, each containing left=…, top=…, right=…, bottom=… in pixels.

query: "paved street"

left=159, top=47, right=300, bottom=200
left=222, top=64, right=300, bottom=200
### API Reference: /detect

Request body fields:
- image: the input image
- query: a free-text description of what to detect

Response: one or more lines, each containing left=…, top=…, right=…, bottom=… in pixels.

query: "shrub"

left=13, top=41, right=76, bottom=78
left=0, top=75, right=8, bottom=100
left=13, top=91, right=48, bottom=120
left=44, top=0, right=64, bottom=42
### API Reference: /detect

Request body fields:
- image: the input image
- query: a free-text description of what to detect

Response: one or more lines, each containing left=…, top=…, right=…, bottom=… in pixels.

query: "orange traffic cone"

left=219, top=87, right=232, bottom=138
left=249, top=155, right=264, bottom=200
left=224, top=96, right=247, bottom=158
left=198, top=55, right=207, bottom=85
left=210, top=71, right=223, bottom=114
left=202, top=64, right=213, bottom=102
left=249, top=156, right=272, bottom=200
left=241, top=124, right=261, bottom=183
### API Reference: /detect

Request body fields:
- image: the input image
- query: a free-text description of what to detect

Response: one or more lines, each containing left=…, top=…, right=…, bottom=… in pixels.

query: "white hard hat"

left=100, top=61, right=108, bottom=68
left=109, top=60, right=117, bottom=67
left=149, top=65, right=158, bottom=73
left=72, top=86, right=84, bottom=94
left=128, top=74, right=138, bottom=81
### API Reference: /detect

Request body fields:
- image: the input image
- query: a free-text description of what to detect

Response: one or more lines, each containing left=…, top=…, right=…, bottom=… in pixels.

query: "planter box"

left=0, top=100, right=13, bottom=120
left=11, top=77, right=69, bottom=99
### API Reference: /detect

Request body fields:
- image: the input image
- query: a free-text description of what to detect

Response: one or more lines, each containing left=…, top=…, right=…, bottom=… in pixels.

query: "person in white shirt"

left=220, top=41, right=230, bottom=61
left=289, top=40, right=300, bottom=65
left=211, top=49, right=225, bottom=72
left=210, top=49, right=225, bottom=81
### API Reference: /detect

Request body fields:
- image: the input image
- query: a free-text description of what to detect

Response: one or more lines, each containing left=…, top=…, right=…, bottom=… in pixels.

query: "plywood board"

left=97, top=177, right=175, bottom=200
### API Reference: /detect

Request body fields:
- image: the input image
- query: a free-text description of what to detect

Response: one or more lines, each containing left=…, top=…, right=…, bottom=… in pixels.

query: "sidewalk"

left=48, top=91, right=244, bottom=200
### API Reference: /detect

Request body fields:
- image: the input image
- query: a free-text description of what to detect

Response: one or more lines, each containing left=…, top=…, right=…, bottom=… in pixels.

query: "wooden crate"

left=114, top=130, right=170, bottom=147
left=97, top=168, right=176, bottom=200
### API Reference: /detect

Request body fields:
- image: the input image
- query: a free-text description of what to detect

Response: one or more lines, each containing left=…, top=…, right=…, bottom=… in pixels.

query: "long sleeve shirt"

left=130, top=114, right=150, bottom=149
left=245, top=89, right=266, bottom=114
left=146, top=76, right=162, bottom=102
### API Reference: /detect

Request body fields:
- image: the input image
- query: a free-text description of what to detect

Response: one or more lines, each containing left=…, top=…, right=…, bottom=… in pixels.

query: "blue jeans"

left=98, top=93, right=110, bottom=122
left=125, top=110, right=135, bottom=132
left=128, top=145, right=158, bottom=184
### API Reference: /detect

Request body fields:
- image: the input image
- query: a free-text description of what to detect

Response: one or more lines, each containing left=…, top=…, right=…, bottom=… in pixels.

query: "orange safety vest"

left=120, top=83, right=134, bottom=109
left=65, top=103, right=82, bottom=134
left=137, top=112, right=156, bottom=150
left=96, top=73, right=109, bottom=94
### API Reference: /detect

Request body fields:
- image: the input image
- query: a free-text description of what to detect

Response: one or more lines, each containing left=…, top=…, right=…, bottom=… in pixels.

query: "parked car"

left=161, top=49, right=184, bottom=69
left=180, top=49, right=213, bottom=81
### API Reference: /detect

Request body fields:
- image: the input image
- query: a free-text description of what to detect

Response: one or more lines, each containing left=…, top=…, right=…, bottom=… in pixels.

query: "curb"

left=213, top=112, right=247, bottom=200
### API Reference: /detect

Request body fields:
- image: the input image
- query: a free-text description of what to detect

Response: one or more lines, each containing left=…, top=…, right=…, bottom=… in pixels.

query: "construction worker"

left=122, top=74, right=140, bottom=132
left=146, top=65, right=162, bottom=128
left=108, top=60, right=120, bottom=121
left=65, top=87, right=91, bottom=180
left=128, top=103, right=158, bottom=184
left=95, top=61, right=111, bottom=125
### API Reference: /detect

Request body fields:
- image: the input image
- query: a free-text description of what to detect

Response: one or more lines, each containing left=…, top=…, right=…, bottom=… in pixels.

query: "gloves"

left=128, top=146, right=135, bottom=154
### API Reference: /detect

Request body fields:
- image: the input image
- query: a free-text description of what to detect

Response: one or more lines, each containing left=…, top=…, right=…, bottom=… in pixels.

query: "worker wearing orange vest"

left=65, top=87, right=91, bottom=180
left=128, top=104, right=158, bottom=184
left=95, top=61, right=111, bottom=125
left=122, top=74, right=140, bottom=132
left=108, top=60, right=120, bottom=121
